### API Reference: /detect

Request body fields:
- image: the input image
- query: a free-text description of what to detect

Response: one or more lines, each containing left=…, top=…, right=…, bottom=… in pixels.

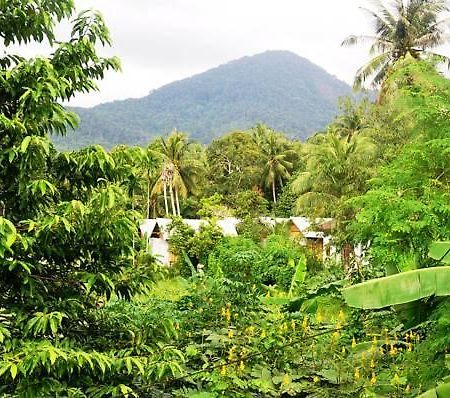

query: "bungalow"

left=140, top=218, right=239, bottom=266
left=259, top=217, right=337, bottom=261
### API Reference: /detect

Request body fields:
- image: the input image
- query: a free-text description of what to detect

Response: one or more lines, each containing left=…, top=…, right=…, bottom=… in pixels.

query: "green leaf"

left=9, top=363, right=17, bottom=380
left=288, top=255, right=307, bottom=297
left=20, top=136, right=32, bottom=153
left=429, top=242, right=450, bottom=264
left=342, top=267, right=450, bottom=309
left=418, top=382, right=450, bottom=397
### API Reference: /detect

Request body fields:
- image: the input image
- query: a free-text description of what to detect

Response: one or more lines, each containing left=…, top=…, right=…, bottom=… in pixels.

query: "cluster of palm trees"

left=252, top=124, right=297, bottom=204
left=150, top=132, right=202, bottom=217
left=124, top=0, right=450, bottom=219
left=147, top=126, right=298, bottom=216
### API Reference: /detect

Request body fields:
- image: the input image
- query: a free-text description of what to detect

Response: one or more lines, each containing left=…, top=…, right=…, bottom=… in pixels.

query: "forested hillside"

left=54, top=51, right=353, bottom=149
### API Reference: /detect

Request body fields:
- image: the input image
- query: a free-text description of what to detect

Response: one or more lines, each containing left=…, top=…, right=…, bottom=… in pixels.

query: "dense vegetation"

left=3, top=1, right=450, bottom=397
left=53, top=51, right=353, bottom=150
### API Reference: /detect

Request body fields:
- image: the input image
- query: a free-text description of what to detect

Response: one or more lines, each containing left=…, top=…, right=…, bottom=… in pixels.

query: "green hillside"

left=54, top=51, right=353, bottom=149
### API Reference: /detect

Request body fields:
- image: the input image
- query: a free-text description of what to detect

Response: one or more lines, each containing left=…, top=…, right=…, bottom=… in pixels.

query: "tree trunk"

left=163, top=182, right=169, bottom=216
left=272, top=180, right=277, bottom=204
left=169, top=182, right=176, bottom=216
left=175, top=189, right=181, bottom=216
left=132, top=188, right=136, bottom=266
left=146, top=178, right=151, bottom=219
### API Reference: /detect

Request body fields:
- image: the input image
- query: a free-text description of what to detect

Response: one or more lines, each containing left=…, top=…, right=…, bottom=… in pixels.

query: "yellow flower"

left=282, top=374, right=290, bottom=386
left=228, top=329, right=234, bottom=339
left=389, top=344, right=397, bottom=356
left=405, top=384, right=411, bottom=393
left=239, top=360, right=245, bottom=371
left=332, top=331, right=340, bottom=342
left=354, top=367, right=360, bottom=380
left=175, top=322, right=180, bottom=330
left=338, top=309, right=346, bottom=323
left=302, top=316, right=308, bottom=331
left=316, top=311, right=323, bottom=323
left=370, top=372, right=377, bottom=385
left=313, top=376, right=320, bottom=383
left=220, top=365, right=227, bottom=376
left=370, top=358, right=376, bottom=368
left=260, top=329, right=267, bottom=339
left=291, top=320, right=296, bottom=331
left=342, top=346, right=346, bottom=355
left=228, top=346, right=236, bottom=361
left=246, top=326, right=255, bottom=335
left=392, top=373, right=401, bottom=385
left=352, top=337, right=357, bottom=348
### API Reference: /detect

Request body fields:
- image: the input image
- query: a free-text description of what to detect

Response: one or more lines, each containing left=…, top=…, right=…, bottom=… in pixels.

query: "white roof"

left=216, top=217, right=239, bottom=236
left=140, top=219, right=157, bottom=236
left=184, top=219, right=203, bottom=232
left=141, top=217, right=239, bottom=239
left=290, top=217, right=311, bottom=232
left=140, top=216, right=332, bottom=240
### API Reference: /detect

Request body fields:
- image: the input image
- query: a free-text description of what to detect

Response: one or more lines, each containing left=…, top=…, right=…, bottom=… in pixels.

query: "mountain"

left=55, top=51, right=353, bottom=149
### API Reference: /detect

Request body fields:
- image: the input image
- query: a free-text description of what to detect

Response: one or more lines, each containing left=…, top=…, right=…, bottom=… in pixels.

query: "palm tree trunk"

left=272, top=180, right=277, bottom=204
left=175, top=189, right=181, bottom=216
left=146, top=178, right=151, bottom=219
left=163, top=182, right=169, bottom=216
left=132, top=188, right=136, bottom=266
left=169, top=182, right=177, bottom=216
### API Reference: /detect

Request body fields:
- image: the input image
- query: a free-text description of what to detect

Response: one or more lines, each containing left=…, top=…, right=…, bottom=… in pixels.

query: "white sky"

left=53, top=1, right=376, bottom=106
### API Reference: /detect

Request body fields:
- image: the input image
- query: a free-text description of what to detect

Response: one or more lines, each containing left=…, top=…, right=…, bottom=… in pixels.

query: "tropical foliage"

left=4, top=1, right=450, bottom=397
left=343, top=0, right=450, bottom=89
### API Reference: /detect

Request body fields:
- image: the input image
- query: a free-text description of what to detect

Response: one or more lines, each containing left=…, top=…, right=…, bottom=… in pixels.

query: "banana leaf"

left=428, top=241, right=450, bottom=264
left=342, top=267, right=450, bottom=309
left=418, top=382, right=450, bottom=398
left=288, top=256, right=307, bottom=297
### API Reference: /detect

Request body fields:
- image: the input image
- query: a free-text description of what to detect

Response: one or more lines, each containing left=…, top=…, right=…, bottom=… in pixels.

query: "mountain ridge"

left=55, top=51, right=353, bottom=149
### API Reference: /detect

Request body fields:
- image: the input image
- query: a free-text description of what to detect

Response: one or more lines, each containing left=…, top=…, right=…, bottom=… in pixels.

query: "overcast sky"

left=60, top=0, right=375, bottom=107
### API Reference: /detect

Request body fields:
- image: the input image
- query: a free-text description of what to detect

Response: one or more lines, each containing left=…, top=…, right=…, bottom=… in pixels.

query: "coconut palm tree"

left=252, top=124, right=297, bottom=204
left=292, top=132, right=377, bottom=216
left=342, top=0, right=450, bottom=89
left=152, top=131, right=201, bottom=216
left=333, top=98, right=371, bottom=142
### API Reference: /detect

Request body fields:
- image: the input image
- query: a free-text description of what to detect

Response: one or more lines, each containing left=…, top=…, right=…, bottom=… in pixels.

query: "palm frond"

left=342, top=35, right=379, bottom=47
left=291, top=172, right=312, bottom=195
left=353, top=53, right=391, bottom=89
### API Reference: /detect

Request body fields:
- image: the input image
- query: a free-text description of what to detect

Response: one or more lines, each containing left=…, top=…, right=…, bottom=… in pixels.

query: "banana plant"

left=288, top=255, right=307, bottom=298
left=418, top=355, right=450, bottom=397
left=342, top=241, right=450, bottom=309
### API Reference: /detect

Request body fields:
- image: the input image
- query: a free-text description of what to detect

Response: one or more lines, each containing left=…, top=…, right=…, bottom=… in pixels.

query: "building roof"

left=217, top=218, right=239, bottom=237
left=141, top=217, right=239, bottom=239
left=140, top=219, right=157, bottom=237
left=140, top=216, right=333, bottom=241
